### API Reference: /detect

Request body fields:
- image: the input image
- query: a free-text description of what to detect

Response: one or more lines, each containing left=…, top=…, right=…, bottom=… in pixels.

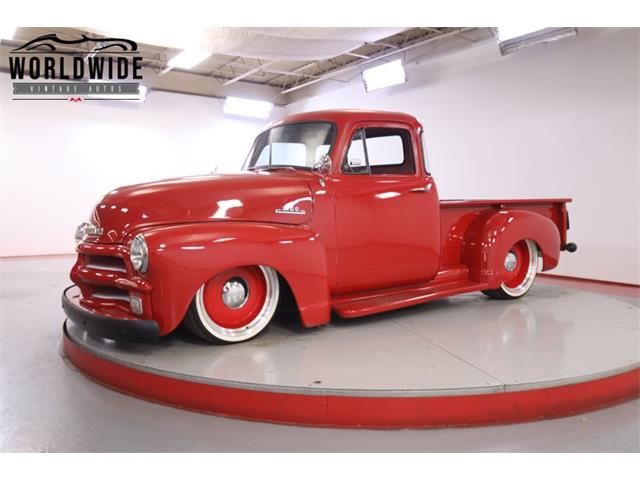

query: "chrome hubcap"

left=221, top=279, right=248, bottom=309
left=196, top=266, right=280, bottom=343
left=501, top=239, right=539, bottom=298
left=504, top=251, right=517, bottom=272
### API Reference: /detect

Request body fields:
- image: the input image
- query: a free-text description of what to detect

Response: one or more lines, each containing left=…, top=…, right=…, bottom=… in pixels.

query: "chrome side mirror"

left=313, top=154, right=332, bottom=175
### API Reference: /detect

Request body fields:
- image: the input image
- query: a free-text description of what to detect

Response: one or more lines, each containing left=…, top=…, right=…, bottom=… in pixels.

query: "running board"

left=331, top=268, right=488, bottom=318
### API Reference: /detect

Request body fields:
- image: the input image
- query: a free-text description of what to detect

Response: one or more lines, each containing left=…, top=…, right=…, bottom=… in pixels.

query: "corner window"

left=342, top=127, right=415, bottom=175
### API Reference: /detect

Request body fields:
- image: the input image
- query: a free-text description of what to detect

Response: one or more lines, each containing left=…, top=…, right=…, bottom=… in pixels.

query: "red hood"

left=88, top=171, right=314, bottom=244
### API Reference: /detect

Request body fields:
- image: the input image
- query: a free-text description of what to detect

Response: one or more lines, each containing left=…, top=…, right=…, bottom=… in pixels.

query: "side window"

left=343, top=129, right=369, bottom=174
left=364, top=127, right=415, bottom=175
left=341, top=127, right=415, bottom=175
left=365, top=135, right=403, bottom=166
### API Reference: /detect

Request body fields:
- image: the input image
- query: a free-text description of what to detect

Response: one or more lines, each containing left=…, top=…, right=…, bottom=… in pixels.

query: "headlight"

left=129, top=234, right=148, bottom=273
left=75, top=222, right=103, bottom=244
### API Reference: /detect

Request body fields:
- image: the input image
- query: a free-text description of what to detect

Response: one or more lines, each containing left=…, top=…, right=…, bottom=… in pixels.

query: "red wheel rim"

left=503, top=241, right=530, bottom=289
left=201, top=267, right=267, bottom=329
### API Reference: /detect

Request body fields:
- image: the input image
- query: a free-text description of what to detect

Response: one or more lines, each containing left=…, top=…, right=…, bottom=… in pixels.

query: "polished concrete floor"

left=1, top=256, right=639, bottom=452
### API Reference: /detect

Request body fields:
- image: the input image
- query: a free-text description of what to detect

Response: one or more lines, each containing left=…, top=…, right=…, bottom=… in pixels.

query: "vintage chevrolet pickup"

left=63, top=110, right=577, bottom=344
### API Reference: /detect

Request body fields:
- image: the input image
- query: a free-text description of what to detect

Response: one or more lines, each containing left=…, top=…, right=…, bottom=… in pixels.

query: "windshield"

left=243, top=122, right=336, bottom=170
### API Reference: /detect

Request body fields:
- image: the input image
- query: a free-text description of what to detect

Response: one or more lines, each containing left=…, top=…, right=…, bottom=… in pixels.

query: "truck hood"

left=88, top=171, right=314, bottom=244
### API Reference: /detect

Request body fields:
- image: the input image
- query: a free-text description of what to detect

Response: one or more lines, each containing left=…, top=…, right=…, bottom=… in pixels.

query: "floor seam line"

left=392, top=318, right=507, bottom=386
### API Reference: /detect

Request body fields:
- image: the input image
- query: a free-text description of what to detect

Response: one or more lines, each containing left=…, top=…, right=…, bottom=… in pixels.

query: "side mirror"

left=348, top=157, right=363, bottom=167
left=313, top=154, right=332, bottom=175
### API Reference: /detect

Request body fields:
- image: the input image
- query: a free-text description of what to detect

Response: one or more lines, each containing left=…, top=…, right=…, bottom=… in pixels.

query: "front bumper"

left=62, top=285, right=159, bottom=342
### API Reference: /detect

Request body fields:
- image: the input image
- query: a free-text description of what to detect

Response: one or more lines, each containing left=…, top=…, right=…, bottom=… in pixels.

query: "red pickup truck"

left=63, top=110, right=576, bottom=344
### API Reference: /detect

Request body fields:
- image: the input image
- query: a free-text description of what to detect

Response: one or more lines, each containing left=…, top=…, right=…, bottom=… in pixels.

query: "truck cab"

left=245, top=110, right=440, bottom=294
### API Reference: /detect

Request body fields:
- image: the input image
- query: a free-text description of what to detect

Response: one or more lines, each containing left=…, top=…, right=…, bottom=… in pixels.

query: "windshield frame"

left=243, top=121, right=338, bottom=171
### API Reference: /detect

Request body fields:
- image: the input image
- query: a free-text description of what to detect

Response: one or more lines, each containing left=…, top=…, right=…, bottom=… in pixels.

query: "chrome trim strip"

left=91, top=292, right=130, bottom=301
left=86, top=263, right=127, bottom=273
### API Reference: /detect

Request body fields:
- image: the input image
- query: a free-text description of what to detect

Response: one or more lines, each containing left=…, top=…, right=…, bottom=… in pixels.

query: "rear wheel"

left=482, top=239, right=539, bottom=300
left=184, top=265, right=279, bottom=344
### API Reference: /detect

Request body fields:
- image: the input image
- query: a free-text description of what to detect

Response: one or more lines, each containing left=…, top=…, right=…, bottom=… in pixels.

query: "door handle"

left=410, top=185, right=430, bottom=193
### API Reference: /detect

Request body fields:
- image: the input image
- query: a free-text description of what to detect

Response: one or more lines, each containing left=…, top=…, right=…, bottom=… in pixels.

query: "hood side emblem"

left=275, top=206, right=306, bottom=215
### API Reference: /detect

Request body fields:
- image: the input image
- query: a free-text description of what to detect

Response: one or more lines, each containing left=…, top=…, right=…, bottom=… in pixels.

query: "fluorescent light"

left=167, top=48, right=211, bottom=69
left=1, top=27, right=15, bottom=40
left=224, top=96, right=273, bottom=119
left=496, top=27, right=545, bottom=42
left=134, top=84, right=148, bottom=103
left=362, top=59, right=406, bottom=92
left=496, top=27, right=577, bottom=56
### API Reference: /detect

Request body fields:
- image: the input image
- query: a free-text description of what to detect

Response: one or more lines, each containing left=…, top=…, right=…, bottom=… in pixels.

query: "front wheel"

left=183, top=265, right=280, bottom=344
left=482, top=239, right=539, bottom=300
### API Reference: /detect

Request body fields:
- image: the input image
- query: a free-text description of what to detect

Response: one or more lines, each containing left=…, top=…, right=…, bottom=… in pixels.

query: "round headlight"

left=130, top=234, right=148, bottom=272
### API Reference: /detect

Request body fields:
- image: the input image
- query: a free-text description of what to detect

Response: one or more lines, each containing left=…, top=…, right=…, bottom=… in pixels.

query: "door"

left=332, top=124, right=440, bottom=294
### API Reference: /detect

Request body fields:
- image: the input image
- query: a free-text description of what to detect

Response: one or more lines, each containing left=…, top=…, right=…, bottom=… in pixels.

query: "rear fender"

left=136, top=222, right=330, bottom=335
left=461, top=210, right=561, bottom=288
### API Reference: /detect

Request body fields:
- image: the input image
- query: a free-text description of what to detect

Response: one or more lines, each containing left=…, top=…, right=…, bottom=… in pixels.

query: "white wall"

left=286, top=28, right=639, bottom=285
left=0, top=76, right=282, bottom=256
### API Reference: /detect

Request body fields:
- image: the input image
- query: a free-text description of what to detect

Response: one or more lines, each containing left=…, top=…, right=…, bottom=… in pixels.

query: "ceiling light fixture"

left=167, top=48, right=211, bottom=70
left=1, top=27, right=16, bottom=41
left=136, top=84, right=148, bottom=103
left=495, top=27, right=578, bottom=56
left=362, top=59, right=406, bottom=92
left=223, top=96, right=274, bottom=119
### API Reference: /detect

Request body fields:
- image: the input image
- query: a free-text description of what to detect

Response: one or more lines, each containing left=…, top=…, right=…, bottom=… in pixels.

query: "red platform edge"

left=62, top=332, right=640, bottom=429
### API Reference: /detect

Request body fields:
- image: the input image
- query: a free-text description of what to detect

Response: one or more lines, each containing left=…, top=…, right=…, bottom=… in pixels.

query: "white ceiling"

left=200, top=27, right=409, bottom=60
left=90, top=27, right=409, bottom=60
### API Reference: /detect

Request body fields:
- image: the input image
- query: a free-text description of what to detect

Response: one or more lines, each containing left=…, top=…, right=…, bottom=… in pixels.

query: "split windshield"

left=243, top=122, right=336, bottom=170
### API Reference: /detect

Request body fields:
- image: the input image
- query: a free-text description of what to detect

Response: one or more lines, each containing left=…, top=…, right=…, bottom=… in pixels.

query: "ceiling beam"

left=344, top=52, right=370, bottom=59
left=261, top=68, right=317, bottom=78
left=222, top=60, right=278, bottom=86
left=280, top=28, right=475, bottom=94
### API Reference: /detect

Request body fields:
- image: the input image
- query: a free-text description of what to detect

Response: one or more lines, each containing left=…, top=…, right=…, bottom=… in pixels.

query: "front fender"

left=461, top=210, right=561, bottom=288
left=136, top=222, right=331, bottom=335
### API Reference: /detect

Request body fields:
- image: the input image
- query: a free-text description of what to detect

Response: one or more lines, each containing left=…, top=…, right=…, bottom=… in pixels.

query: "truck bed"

left=439, top=197, right=571, bottom=268
left=332, top=198, right=572, bottom=319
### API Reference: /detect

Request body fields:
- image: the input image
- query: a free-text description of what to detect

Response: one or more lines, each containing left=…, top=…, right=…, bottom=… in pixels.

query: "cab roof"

left=266, top=109, right=422, bottom=131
